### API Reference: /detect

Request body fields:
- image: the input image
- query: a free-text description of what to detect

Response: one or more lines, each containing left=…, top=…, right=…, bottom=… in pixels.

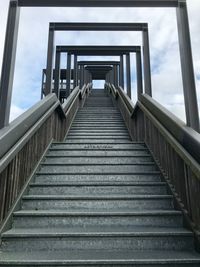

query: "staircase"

left=0, top=89, right=200, bottom=266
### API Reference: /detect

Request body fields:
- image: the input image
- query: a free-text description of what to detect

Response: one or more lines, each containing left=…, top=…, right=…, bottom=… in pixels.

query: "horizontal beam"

left=78, top=61, right=120, bottom=65
left=18, top=0, right=179, bottom=7
left=50, top=22, right=148, bottom=31
left=56, top=45, right=140, bottom=55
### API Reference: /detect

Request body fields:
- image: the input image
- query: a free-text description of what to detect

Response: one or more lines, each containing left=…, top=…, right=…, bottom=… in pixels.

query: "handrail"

left=117, top=86, right=135, bottom=114
left=62, top=86, right=80, bottom=112
left=80, top=83, right=89, bottom=99
left=0, top=94, right=62, bottom=160
left=108, top=83, right=200, bottom=165
left=139, top=94, right=200, bottom=164
left=0, top=86, right=88, bottom=225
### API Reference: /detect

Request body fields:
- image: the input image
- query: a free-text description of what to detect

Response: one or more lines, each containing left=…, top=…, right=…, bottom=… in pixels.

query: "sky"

left=0, top=0, right=200, bottom=122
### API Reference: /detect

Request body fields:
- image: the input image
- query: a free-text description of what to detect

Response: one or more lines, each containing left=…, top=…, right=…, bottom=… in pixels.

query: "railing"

left=106, top=82, right=200, bottom=245
left=0, top=84, right=91, bottom=226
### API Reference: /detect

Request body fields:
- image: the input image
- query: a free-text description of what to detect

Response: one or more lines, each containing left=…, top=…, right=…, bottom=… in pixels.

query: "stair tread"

left=13, top=210, right=182, bottom=216
left=30, top=182, right=167, bottom=186
left=0, top=250, right=199, bottom=263
left=3, top=227, right=192, bottom=237
left=23, top=195, right=173, bottom=200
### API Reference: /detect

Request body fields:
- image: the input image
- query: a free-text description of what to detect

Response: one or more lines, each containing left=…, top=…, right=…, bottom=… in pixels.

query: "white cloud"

left=10, top=105, right=26, bottom=122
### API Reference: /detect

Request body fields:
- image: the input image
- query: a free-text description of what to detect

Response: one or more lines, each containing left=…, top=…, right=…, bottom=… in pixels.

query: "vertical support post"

left=136, top=50, right=143, bottom=100
left=46, top=26, right=55, bottom=95
left=120, top=55, right=124, bottom=88
left=66, top=53, right=71, bottom=97
left=126, top=53, right=131, bottom=98
left=74, top=55, right=77, bottom=88
left=176, top=1, right=199, bottom=131
left=54, top=50, right=61, bottom=99
left=0, top=1, right=20, bottom=128
left=41, top=70, right=45, bottom=100
left=142, top=28, right=152, bottom=96
left=110, top=68, right=114, bottom=85
left=114, top=65, right=118, bottom=87
left=83, top=69, right=87, bottom=86
left=80, top=65, right=84, bottom=89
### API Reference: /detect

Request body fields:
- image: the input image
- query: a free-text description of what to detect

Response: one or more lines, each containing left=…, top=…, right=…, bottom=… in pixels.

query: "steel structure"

left=0, top=0, right=199, bottom=132
left=54, top=46, right=143, bottom=99
left=45, top=22, right=151, bottom=98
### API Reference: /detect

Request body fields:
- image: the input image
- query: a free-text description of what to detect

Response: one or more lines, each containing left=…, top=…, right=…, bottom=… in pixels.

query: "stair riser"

left=66, top=137, right=130, bottom=140
left=38, top=165, right=158, bottom=174
left=63, top=140, right=135, bottom=144
left=21, top=199, right=173, bottom=210
left=13, top=214, right=183, bottom=229
left=43, top=157, right=154, bottom=165
left=47, top=151, right=151, bottom=157
left=28, top=185, right=168, bottom=195
left=52, top=144, right=146, bottom=150
left=70, top=127, right=127, bottom=129
left=0, top=264, right=199, bottom=267
left=1, top=236, right=193, bottom=252
left=35, top=174, right=162, bottom=183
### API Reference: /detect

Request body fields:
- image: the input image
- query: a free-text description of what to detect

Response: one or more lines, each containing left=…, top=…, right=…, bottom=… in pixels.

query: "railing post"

left=142, top=27, right=152, bottom=96
left=120, top=55, right=124, bottom=88
left=74, top=55, right=78, bottom=87
left=46, top=25, right=55, bottom=95
left=114, top=65, right=118, bottom=87
left=66, top=53, right=71, bottom=97
left=41, top=70, right=45, bottom=99
left=0, top=0, right=20, bottom=128
left=126, top=53, right=131, bottom=98
left=80, top=65, right=84, bottom=88
left=54, top=50, right=61, bottom=99
left=136, top=50, right=143, bottom=100
left=176, top=1, right=200, bottom=132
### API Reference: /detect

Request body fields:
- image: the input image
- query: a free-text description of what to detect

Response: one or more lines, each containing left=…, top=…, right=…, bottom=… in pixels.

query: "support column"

left=142, top=28, right=152, bottom=96
left=74, top=55, right=77, bottom=88
left=114, top=65, right=118, bottom=87
left=176, top=1, right=199, bottom=131
left=54, top=51, right=61, bottom=99
left=120, top=55, right=124, bottom=88
left=66, top=53, right=71, bottom=97
left=126, top=53, right=131, bottom=98
left=136, top=50, right=143, bottom=100
left=45, top=26, right=55, bottom=95
left=80, top=65, right=84, bottom=89
left=41, top=70, right=45, bottom=99
left=0, top=1, right=20, bottom=128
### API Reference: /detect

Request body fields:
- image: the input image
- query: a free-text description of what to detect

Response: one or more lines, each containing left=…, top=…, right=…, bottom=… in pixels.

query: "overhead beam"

left=18, top=0, right=179, bottom=7
left=78, top=61, right=120, bottom=65
left=57, top=46, right=140, bottom=55
left=50, top=22, right=148, bottom=31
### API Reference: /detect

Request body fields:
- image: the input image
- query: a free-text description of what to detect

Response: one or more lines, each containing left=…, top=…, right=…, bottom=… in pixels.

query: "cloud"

left=10, top=105, right=26, bottom=122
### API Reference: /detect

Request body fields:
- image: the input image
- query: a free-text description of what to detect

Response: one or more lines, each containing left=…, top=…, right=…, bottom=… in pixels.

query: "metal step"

left=47, top=150, right=151, bottom=157
left=1, top=228, right=193, bottom=252
left=42, top=156, right=154, bottom=165
left=12, top=210, right=183, bottom=229
left=0, top=250, right=200, bottom=266
left=35, top=173, right=162, bottom=183
left=28, top=182, right=168, bottom=195
left=21, top=195, right=174, bottom=211
left=38, top=164, right=158, bottom=174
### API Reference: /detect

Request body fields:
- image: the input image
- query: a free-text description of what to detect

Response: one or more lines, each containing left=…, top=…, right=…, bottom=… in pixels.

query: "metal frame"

left=45, top=22, right=151, bottom=97
left=0, top=0, right=199, bottom=132
left=54, top=46, right=143, bottom=99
